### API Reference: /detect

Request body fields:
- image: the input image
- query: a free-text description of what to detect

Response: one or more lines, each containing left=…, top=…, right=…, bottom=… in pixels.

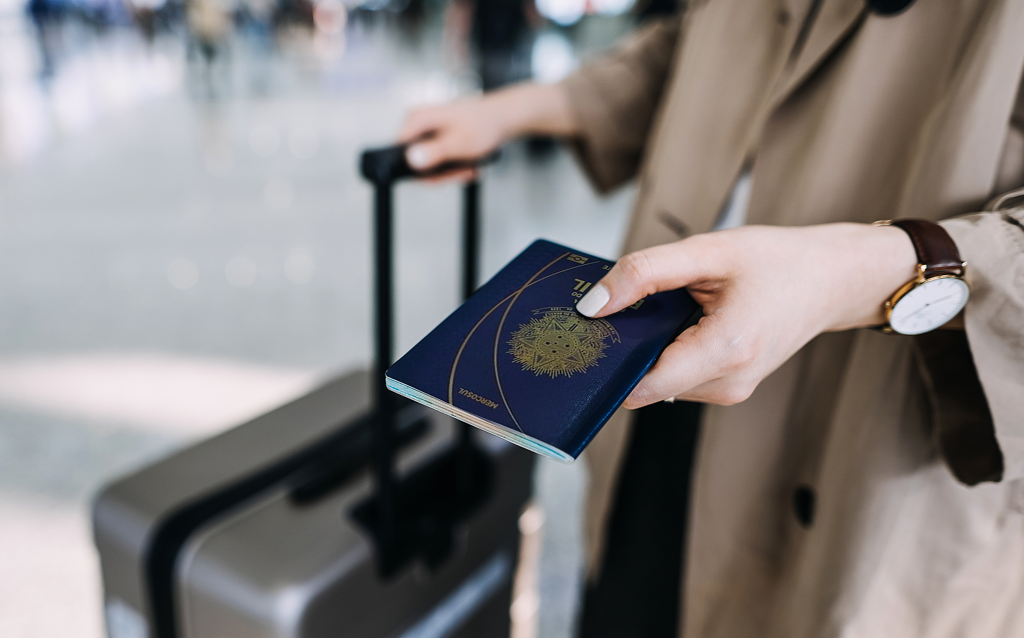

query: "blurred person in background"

left=468, top=0, right=533, bottom=91
left=28, top=0, right=64, bottom=78
left=127, top=0, right=164, bottom=42
left=236, top=0, right=275, bottom=46
left=397, top=1, right=1024, bottom=637
left=186, top=0, right=233, bottom=94
left=273, top=0, right=314, bottom=33
left=187, top=0, right=232, bottom=58
left=127, top=0, right=182, bottom=42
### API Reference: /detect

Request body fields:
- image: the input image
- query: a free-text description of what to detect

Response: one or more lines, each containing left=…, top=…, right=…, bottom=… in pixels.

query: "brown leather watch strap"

left=889, top=219, right=965, bottom=277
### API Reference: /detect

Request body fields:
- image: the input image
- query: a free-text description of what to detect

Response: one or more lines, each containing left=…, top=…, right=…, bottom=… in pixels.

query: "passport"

left=386, top=240, right=701, bottom=462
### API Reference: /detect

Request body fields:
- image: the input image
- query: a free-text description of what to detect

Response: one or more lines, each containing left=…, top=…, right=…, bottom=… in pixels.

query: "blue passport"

left=386, top=240, right=700, bottom=462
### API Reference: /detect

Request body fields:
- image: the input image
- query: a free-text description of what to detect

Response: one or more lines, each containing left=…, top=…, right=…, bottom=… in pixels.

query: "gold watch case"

left=881, top=263, right=969, bottom=334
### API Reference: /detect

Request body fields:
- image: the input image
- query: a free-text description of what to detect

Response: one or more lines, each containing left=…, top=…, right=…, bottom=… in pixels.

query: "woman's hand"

left=398, top=83, right=578, bottom=182
left=575, top=223, right=920, bottom=408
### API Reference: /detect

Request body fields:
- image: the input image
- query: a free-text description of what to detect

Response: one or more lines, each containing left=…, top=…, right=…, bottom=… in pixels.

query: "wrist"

left=868, top=225, right=922, bottom=325
left=487, top=83, right=578, bottom=140
left=821, top=223, right=919, bottom=331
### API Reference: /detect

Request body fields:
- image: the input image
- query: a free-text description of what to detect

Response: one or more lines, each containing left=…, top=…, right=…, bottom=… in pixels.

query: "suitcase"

left=92, top=146, right=535, bottom=638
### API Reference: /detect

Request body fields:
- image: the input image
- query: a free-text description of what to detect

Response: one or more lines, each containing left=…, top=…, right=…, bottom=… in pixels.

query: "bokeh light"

left=535, top=0, right=586, bottom=26
left=531, top=32, right=577, bottom=85
left=592, top=0, right=635, bottom=16
left=263, top=177, right=294, bottom=211
left=225, top=256, right=258, bottom=288
left=313, top=0, right=347, bottom=34
left=248, top=124, right=280, bottom=157
left=167, top=259, right=200, bottom=290
left=288, top=128, right=320, bottom=159
left=284, top=251, right=316, bottom=284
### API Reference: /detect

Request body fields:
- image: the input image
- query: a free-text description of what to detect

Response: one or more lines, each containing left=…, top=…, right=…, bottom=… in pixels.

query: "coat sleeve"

left=558, top=15, right=682, bottom=193
left=930, top=202, right=1024, bottom=484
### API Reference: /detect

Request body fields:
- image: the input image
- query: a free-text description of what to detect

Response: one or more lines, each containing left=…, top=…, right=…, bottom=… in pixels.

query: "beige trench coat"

left=559, top=1, right=1024, bottom=636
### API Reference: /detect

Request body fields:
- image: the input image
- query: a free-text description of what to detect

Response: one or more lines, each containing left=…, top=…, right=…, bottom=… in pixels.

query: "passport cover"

left=386, top=240, right=701, bottom=462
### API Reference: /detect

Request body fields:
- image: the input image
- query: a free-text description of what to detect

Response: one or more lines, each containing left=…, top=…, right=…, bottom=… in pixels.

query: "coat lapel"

left=768, top=0, right=867, bottom=110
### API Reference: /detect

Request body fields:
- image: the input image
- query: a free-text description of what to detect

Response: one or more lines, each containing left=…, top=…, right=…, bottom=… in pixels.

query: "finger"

left=406, top=135, right=476, bottom=171
left=670, top=376, right=755, bottom=406
left=620, top=314, right=754, bottom=408
left=575, top=237, right=722, bottom=318
left=397, top=110, right=441, bottom=144
left=621, top=329, right=719, bottom=409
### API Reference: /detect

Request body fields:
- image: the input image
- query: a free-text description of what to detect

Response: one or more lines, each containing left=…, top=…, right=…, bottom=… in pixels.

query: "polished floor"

left=0, top=4, right=636, bottom=637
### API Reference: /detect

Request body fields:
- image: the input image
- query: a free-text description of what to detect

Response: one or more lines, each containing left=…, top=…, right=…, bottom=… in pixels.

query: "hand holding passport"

left=386, top=240, right=700, bottom=461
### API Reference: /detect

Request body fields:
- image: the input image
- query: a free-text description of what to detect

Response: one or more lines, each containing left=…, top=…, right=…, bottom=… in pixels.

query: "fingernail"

left=407, top=145, right=429, bottom=169
left=577, top=284, right=610, bottom=317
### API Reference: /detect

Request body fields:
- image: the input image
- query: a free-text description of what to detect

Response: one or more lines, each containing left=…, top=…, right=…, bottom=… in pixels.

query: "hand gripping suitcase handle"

left=359, top=143, right=498, bottom=185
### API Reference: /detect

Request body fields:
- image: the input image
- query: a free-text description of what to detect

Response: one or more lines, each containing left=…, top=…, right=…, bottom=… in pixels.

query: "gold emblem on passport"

left=508, top=307, right=620, bottom=378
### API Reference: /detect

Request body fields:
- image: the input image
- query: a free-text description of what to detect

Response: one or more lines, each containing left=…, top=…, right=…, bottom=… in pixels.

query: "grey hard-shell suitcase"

left=92, top=147, right=535, bottom=638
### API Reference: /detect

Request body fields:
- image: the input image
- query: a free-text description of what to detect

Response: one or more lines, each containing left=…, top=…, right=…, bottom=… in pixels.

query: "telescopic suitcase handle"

left=359, top=143, right=496, bottom=551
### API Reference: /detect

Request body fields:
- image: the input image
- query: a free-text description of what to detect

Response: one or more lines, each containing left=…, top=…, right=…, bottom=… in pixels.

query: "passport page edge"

left=385, top=375, right=575, bottom=463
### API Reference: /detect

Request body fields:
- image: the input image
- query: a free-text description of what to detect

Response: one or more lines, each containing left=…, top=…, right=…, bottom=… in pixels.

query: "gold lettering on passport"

left=629, top=299, right=646, bottom=310
left=458, top=387, right=500, bottom=409
left=508, top=307, right=620, bottom=378
left=566, top=254, right=589, bottom=264
left=573, top=279, right=593, bottom=292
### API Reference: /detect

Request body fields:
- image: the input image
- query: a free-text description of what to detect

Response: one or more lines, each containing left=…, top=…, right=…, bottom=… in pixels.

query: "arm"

left=397, top=15, right=683, bottom=185
left=398, top=83, right=579, bottom=181
left=559, top=15, right=683, bottom=192
left=574, top=222, right=920, bottom=406
left=577, top=208, right=1024, bottom=485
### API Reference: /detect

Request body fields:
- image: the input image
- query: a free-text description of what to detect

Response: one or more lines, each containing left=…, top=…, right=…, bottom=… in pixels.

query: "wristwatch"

left=874, top=219, right=970, bottom=335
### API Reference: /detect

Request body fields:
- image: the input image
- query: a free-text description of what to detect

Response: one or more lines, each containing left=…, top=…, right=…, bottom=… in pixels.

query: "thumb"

left=576, top=239, right=715, bottom=318
left=405, top=139, right=442, bottom=171
left=406, top=134, right=468, bottom=171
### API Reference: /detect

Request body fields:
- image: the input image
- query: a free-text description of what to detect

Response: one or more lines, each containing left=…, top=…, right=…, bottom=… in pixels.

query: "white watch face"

left=889, top=276, right=969, bottom=335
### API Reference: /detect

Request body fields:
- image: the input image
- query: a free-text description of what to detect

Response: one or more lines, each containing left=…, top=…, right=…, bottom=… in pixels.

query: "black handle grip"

left=360, top=144, right=498, bottom=185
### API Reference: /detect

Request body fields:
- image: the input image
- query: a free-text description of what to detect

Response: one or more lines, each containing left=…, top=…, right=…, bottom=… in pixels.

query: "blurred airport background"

left=0, top=0, right=656, bottom=635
